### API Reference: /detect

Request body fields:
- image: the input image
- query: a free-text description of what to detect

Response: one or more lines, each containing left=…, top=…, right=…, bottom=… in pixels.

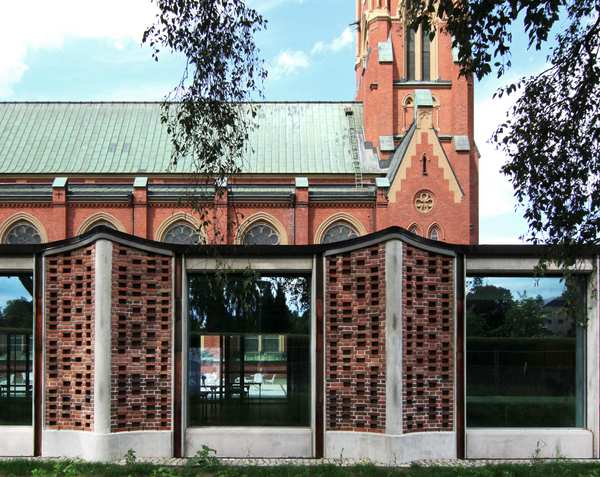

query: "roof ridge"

left=0, top=100, right=363, bottom=105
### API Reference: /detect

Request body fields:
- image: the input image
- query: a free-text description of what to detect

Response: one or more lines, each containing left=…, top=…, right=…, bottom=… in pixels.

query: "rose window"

left=414, top=190, right=434, bottom=214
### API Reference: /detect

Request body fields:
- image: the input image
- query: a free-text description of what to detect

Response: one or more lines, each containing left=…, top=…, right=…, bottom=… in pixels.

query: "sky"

left=0, top=0, right=559, bottom=245
left=466, top=277, right=566, bottom=302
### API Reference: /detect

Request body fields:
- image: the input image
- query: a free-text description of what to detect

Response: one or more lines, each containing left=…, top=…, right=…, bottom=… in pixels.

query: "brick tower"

left=356, top=0, right=479, bottom=244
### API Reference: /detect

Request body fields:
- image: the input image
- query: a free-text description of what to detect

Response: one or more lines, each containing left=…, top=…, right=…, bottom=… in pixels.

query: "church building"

left=1, top=0, right=597, bottom=466
left=0, top=0, right=478, bottom=248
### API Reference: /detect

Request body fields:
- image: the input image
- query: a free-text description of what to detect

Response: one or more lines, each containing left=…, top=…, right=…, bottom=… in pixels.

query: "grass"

left=0, top=461, right=600, bottom=477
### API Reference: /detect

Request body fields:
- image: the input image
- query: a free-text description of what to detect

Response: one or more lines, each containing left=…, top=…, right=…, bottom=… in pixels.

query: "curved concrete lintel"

left=325, top=431, right=456, bottom=464
left=42, top=430, right=173, bottom=461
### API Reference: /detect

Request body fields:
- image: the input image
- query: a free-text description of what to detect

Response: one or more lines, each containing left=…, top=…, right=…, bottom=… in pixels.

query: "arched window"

left=406, top=27, right=416, bottom=80
left=163, top=222, right=201, bottom=245
left=242, top=222, right=280, bottom=246
left=404, top=0, right=434, bottom=83
left=408, top=224, right=420, bottom=236
left=321, top=222, right=359, bottom=244
left=421, top=26, right=431, bottom=81
left=86, top=220, right=116, bottom=232
left=407, top=26, right=432, bottom=81
left=428, top=225, right=441, bottom=241
left=3, top=221, right=41, bottom=244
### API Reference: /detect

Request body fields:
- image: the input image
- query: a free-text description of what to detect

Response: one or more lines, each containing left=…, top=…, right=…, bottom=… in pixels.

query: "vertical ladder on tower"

left=345, top=107, right=364, bottom=189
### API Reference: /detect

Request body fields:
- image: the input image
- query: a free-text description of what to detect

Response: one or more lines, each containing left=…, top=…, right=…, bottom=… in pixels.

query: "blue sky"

left=0, top=277, right=31, bottom=310
left=0, top=0, right=558, bottom=244
left=466, top=277, right=566, bottom=302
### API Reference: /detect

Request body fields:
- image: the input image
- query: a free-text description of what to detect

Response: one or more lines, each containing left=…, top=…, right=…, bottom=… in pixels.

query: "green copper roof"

left=0, top=102, right=370, bottom=175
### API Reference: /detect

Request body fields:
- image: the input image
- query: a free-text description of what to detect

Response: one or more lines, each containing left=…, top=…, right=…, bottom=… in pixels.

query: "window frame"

left=163, top=221, right=202, bottom=245
left=0, top=256, right=36, bottom=458
left=463, top=257, right=599, bottom=448
left=320, top=221, right=360, bottom=245
left=3, top=222, right=42, bottom=245
left=182, top=257, right=317, bottom=457
left=464, top=272, right=587, bottom=429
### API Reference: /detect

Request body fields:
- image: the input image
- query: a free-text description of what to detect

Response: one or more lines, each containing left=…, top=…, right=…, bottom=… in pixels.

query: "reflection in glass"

left=188, top=274, right=310, bottom=427
left=466, top=276, right=586, bottom=428
left=0, top=275, right=34, bottom=425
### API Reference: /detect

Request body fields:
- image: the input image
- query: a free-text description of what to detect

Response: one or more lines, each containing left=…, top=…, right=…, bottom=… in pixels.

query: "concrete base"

left=186, top=427, right=312, bottom=458
left=42, top=430, right=173, bottom=461
left=0, top=426, right=34, bottom=456
left=325, top=431, right=456, bottom=464
left=466, top=429, right=594, bottom=459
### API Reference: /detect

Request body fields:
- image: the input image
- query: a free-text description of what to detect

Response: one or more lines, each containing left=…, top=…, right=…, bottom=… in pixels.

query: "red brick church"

left=0, top=0, right=478, bottom=247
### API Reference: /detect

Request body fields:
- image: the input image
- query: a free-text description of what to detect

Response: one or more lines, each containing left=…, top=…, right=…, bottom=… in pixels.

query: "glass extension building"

left=0, top=226, right=598, bottom=462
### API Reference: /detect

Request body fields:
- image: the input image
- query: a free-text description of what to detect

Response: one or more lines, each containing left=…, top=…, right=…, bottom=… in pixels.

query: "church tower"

left=356, top=0, right=479, bottom=244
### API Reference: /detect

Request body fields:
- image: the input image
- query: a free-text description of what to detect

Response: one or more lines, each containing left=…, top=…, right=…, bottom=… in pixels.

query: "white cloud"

left=269, top=26, right=353, bottom=81
left=311, top=27, right=353, bottom=55
left=270, top=50, right=310, bottom=79
left=0, top=0, right=157, bottom=97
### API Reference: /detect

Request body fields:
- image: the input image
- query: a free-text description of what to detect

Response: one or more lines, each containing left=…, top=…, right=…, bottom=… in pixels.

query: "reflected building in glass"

left=0, top=275, right=34, bottom=426
left=187, top=275, right=310, bottom=427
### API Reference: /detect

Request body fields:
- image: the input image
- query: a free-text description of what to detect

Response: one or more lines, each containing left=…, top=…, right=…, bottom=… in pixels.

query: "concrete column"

left=587, top=256, right=600, bottom=457
left=385, top=239, right=403, bottom=435
left=94, top=240, right=112, bottom=434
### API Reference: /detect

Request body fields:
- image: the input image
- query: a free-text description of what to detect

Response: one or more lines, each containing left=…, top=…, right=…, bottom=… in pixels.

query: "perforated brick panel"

left=111, top=244, right=173, bottom=432
left=45, top=246, right=95, bottom=430
left=403, top=245, right=454, bottom=433
left=326, top=244, right=386, bottom=432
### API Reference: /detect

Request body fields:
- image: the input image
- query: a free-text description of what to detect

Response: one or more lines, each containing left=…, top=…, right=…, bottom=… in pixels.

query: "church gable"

left=386, top=92, right=464, bottom=205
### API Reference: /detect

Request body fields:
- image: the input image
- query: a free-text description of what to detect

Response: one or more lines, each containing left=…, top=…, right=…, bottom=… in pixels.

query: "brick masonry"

left=45, top=245, right=95, bottom=431
left=402, top=244, right=454, bottom=433
left=111, top=243, right=173, bottom=432
left=42, top=235, right=453, bottom=439
left=326, top=244, right=387, bottom=432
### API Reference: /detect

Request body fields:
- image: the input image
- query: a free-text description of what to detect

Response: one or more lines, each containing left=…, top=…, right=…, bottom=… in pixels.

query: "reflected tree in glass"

left=187, top=273, right=310, bottom=427
left=466, top=276, right=586, bottom=428
left=0, top=275, right=34, bottom=426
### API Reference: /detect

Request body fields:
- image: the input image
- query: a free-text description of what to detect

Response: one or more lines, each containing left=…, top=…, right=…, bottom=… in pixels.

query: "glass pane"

left=244, top=335, right=259, bottom=353
left=466, top=276, right=586, bottom=428
left=407, top=28, right=416, bottom=80
left=0, top=275, right=34, bottom=426
left=164, top=223, right=201, bottom=245
left=421, top=27, right=431, bottom=81
left=4, top=222, right=41, bottom=245
left=87, top=220, right=116, bottom=232
left=321, top=223, right=358, bottom=244
left=188, top=274, right=310, bottom=427
left=242, top=223, right=280, bottom=246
